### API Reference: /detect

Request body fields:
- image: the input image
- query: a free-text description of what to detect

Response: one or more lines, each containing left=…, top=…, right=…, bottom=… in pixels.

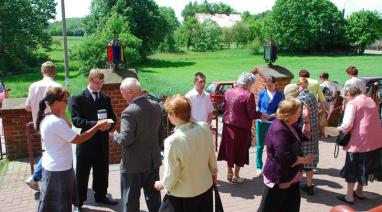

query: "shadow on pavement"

left=217, top=177, right=264, bottom=200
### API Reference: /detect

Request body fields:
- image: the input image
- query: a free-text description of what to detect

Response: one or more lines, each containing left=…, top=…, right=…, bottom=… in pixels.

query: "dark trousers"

left=258, top=182, right=301, bottom=212
left=159, top=187, right=213, bottom=212
left=121, top=168, right=161, bottom=212
left=75, top=154, right=109, bottom=206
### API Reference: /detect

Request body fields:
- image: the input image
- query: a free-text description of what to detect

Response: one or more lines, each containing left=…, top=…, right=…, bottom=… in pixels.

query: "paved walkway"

left=0, top=137, right=381, bottom=211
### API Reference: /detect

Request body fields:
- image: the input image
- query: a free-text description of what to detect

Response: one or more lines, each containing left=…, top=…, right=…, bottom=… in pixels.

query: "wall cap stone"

left=100, top=68, right=138, bottom=85
left=252, top=65, right=294, bottom=80
left=1, top=98, right=27, bottom=111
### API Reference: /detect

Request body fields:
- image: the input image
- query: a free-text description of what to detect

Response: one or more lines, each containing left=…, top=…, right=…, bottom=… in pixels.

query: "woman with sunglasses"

left=36, top=87, right=108, bottom=212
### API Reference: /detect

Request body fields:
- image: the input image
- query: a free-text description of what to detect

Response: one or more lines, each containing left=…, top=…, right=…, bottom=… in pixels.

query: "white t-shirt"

left=25, top=77, right=62, bottom=126
left=344, top=77, right=366, bottom=94
left=185, top=88, right=214, bottom=123
left=40, top=115, right=77, bottom=171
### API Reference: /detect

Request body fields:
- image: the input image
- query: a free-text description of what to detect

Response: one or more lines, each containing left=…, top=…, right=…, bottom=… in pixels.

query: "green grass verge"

left=4, top=36, right=382, bottom=98
left=0, top=159, right=9, bottom=181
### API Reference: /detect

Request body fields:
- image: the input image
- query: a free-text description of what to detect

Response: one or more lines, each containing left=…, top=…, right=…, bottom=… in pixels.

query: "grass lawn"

left=139, top=49, right=382, bottom=96
left=4, top=36, right=382, bottom=98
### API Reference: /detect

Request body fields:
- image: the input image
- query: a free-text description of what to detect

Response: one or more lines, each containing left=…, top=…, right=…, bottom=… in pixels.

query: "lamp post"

left=60, top=0, right=70, bottom=89
left=263, top=40, right=277, bottom=66
left=106, top=37, right=124, bottom=70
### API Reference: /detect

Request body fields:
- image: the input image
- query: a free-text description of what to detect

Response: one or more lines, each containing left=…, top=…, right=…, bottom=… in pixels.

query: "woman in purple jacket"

left=258, top=98, right=315, bottom=212
left=217, top=72, right=264, bottom=183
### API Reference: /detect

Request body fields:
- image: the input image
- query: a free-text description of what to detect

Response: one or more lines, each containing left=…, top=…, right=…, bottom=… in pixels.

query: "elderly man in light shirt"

left=185, top=72, right=214, bottom=126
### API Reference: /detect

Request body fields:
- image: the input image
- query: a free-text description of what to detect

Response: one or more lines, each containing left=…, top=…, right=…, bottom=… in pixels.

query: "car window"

left=0, top=83, right=4, bottom=93
left=219, top=84, right=233, bottom=94
left=205, top=83, right=216, bottom=94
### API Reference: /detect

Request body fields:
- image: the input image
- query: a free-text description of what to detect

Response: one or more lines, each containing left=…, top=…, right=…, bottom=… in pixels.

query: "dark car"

left=361, top=77, right=382, bottom=120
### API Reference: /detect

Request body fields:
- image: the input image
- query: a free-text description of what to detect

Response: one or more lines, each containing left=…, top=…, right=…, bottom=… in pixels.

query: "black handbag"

left=213, top=185, right=224, bottom=212
left=334, top=132, right=351, bottom=158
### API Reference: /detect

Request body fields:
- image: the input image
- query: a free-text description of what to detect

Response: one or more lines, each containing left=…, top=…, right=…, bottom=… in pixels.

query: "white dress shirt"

left=185, top=88, right=214, bottom=123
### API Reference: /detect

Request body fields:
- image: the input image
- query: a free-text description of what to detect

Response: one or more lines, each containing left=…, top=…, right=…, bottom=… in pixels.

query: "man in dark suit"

left=71, top=69, right=117, bottom=211
left=111, top=77, right=165, bottom=212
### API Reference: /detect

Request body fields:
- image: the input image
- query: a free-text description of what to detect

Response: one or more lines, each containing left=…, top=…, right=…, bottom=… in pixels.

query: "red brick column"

left=1, top=98, right=41, bottom=159
left=100, top=68, right=137, bottom=164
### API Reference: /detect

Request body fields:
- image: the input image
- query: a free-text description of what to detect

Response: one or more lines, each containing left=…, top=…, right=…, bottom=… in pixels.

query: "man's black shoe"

left=95, top=197, right=118, bottom=205
left=73, top=206, right=82, bottom=212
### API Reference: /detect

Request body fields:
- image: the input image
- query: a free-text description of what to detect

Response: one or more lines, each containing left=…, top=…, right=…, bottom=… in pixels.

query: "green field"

left=4, top=36, right=382, bottom=97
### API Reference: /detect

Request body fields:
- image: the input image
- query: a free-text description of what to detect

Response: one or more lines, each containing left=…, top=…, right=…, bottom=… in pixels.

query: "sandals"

left=232, top=177, right=245, bottom=184
left=336, top=194, right=354, bottom=204
left=227, top=174, right=233, bottom=182
left=353, top=191, right=366, bottom=200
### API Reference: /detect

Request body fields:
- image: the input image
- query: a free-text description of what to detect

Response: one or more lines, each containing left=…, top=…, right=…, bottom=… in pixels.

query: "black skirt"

left=341, top=147, right=382, bottom=185
left=38, top=168, right=76, bottom=212
left=159, top=187, right=213, bottom=212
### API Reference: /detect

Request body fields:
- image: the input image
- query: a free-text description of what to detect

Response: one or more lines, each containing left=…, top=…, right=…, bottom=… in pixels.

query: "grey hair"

left=120, top=77, right=141, bottom=93
left=236, top=72, right=256, bottom=87
left=344, top=85, right=361, bottom=97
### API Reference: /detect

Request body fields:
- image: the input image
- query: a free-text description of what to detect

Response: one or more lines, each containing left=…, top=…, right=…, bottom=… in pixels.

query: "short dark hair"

left=194, top=72, right=206, bottom=80
left=320, top=72, right=329, bottom=79
left=299, top=69, right=310, bottom=78
left=264, top=76, right=276, bottom=83
left=346, top=66, right=358, bottom=76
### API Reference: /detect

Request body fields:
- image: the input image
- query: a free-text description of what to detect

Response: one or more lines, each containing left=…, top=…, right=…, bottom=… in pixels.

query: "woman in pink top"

left=337, top=85, right=382, bottom=204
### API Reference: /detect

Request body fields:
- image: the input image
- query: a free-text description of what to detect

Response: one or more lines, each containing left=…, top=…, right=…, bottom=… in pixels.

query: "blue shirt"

left=257, top=89, right=284, bottom=115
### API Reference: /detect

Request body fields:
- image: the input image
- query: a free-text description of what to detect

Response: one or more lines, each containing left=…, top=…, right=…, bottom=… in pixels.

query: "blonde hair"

left=88, top=69, right=105, bottom=81
left=41, top=61, right=57, bottom=77
left=276, top=98, right=301, bottom=123
left=164, top=94, right=191, bottom=122
left=296, top=77, right=308, bottom=87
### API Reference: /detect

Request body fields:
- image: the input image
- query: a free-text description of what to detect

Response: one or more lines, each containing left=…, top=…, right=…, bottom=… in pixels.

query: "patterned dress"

left=297, top=89, right=319, bottom=169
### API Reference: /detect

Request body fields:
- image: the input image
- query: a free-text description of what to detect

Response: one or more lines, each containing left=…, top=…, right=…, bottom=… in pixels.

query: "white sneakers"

left=25, top=176, right=40, bottom=191
left=256, top=169, right=263, bottom=177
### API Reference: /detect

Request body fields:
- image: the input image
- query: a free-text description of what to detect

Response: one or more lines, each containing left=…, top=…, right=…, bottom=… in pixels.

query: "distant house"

left=367, top=39, right=382, bottom=51
left=194, top=13, right=242, bottom=28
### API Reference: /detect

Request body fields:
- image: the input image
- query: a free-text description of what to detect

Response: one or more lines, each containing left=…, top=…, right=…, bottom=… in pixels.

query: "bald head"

left=120, top=78, right=142, bottom=103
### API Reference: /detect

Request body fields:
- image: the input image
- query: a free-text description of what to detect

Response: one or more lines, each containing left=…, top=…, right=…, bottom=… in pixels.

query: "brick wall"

left=1, top=69, right=136, bottom=163
left=1, top=98, right=41, bottom=159
left=101, top=84, right=127, bottom=164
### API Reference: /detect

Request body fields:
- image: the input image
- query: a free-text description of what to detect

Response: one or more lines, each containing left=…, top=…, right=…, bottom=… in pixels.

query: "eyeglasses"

left=91, top=79, right=104, bottom=85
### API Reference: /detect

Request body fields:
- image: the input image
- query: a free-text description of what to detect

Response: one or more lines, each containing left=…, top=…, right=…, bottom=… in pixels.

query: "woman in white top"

left=36, top=87, right=108, bottom=212
left=154, top=94, right=218, bottom=212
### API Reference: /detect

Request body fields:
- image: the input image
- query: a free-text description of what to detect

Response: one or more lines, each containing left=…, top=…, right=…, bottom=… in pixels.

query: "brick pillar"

left=99, top=68, right=137, bottom=164
left=1, top=98, right=41, bottom=159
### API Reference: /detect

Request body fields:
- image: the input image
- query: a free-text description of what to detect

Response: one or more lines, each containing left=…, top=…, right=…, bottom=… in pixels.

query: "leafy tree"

left=181, top=1, right=235, bottom=20
left=0, top=0, right=56, bottom=74
left=174, top=17, right=199, bottom=50
left=158, top=7, right=179, bottom=52
left=47, top=18, right=85, bottom=36
left=193, top=20, right=221, bottom=51
left=345, top=10, right=382, bottom=54
left=83, top=0, right=169, bottom=59
left=220, top=27, right=234, bottom=48
left=232, top=21, right=250, bottom=48
left=266, top=0, right=345, bottom=52
left=71, top=11, right=141, bottom=72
